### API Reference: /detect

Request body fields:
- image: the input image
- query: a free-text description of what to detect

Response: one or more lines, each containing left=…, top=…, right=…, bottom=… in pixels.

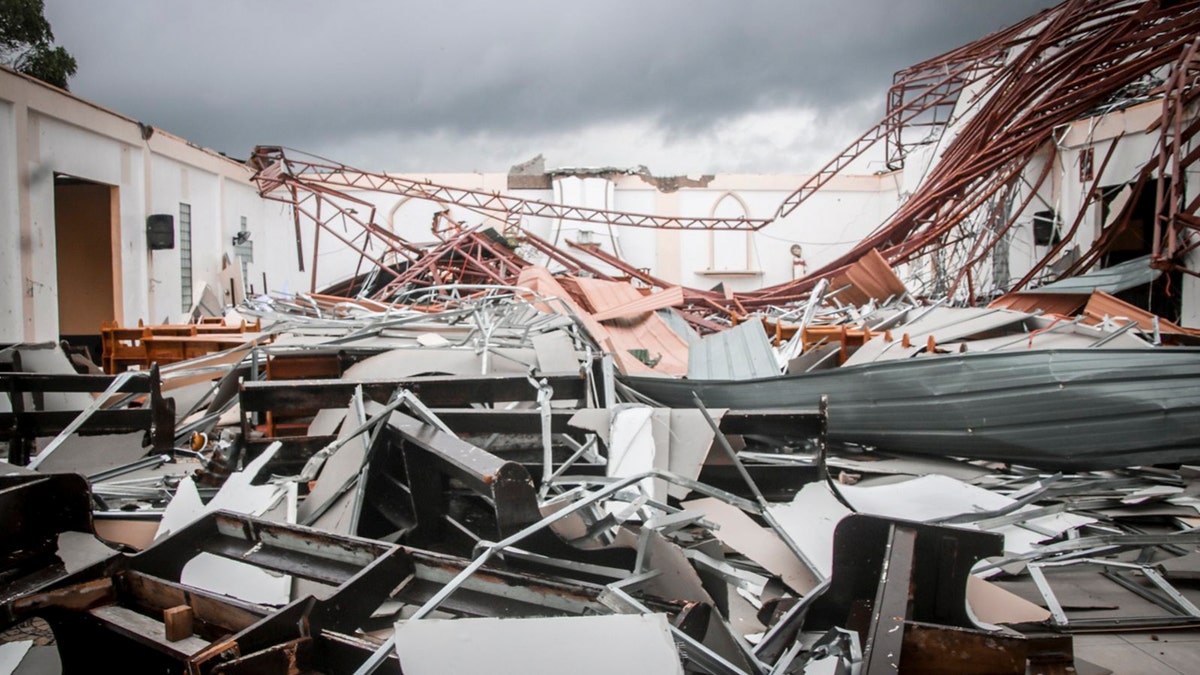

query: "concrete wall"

left=327, top=170, right=902, bottom=295
left=895, top=92, right=1199, bottom=325
left=8, top=64, right=1191, bottom=333
left=0, top=67, right=304, bottom=341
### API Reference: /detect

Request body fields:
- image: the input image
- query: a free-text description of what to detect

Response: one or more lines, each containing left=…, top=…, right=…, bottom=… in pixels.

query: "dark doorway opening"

left=54, top=174, right=120, bottom=365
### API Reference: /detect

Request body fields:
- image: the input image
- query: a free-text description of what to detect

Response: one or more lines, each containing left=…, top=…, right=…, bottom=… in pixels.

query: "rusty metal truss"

left=771, top=0, right=1200, bottom=306
left=251, top=146, right=769, bottom=231
left=249, top=0, right=1200, bottom=322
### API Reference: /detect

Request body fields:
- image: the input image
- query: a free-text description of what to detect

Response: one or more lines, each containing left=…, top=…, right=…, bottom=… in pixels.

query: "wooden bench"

left=0, top=364, right=175, bottom=465
left=101, top=319, right=265, bottom=373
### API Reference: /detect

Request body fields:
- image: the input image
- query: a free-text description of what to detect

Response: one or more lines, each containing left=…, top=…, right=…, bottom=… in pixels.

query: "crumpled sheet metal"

left=625, top=347, right=1200, bottom=470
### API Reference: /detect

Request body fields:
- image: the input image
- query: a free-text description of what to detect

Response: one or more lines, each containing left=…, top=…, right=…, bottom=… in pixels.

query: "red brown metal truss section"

left=249, top=0, right=1200, bottom=324
left=251, top=146, right=769, bottom=231
left=766, top=0, right=1200, bottom=304
left=248, top=146, right=780, bottom=324
left=1152, top=36, right=1200, bottom=274
left=776, top=3, right=1059, bottom=219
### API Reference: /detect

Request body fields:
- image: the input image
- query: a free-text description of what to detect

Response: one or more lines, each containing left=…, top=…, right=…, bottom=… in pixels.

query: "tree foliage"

left=0, top=0, right=76, bottom=90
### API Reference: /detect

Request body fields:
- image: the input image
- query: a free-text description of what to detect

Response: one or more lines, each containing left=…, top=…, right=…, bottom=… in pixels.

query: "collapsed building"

left=4, top=0, right=1200, bottom=673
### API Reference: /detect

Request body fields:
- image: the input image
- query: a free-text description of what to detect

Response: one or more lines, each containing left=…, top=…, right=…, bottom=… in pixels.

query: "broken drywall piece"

left=297, top=404, right=370, bottom=525
left=32, top=431, right=150, bottom=476
left=0, top=641, right=32, bottom=675
left=162, top=380, right=217, bottom=424
left=9, top=645, right=58, bottom=675
left=0, top=461, right=36, bottom=476
left=392, top=614, right=684, bottom=675
left=686, top=497, right=818, bottom=595
left=260, top=481, right=298, bottom=524
left=539, top=490, right=604, bottom=548
left=839, top=473, right=1011, bottom=521
left=339, top=347, right=531, bottom=380
left=603, top=405, right=718, bottom=502
left=834, top=474, right=1094, bottom=555
left=416, top=333, right=452, bottom=348
left=370, top=600, right=405, bottom=620
left=292, top=576, right=339, bottom=603
left=206, top=442, right=286, bottom=517
left=13, top=345, right=93, bottom=411
left=532, top=330, right=581, bottom=373
left=1158, top=551, right=1200, bottom=581
left=187, top=281, right=222, bottom=321
left=567, top=408, right=611, bottom=446
left=309, top=489, right=357, bottom=536
left=607, top=405, right=661, bottom=500
left=181, top=552, right=292, bottom=606
left=767, top=482, right=851, bottom=579
left=307, top=407, right=347, bottom=437
left=1120, top=484, right=1183, bottom=504
left=648, top=410, right=674, bottom=499
left=55, top=531, right=117, bottom=574
left=726, top=585, right=768, bottom=638
left=93, top=518, right=159, bottom=550
left=155, top=476, right=205, bottom=540
left=665, top=409, right=718, bottom=499
left=769, top=473, right=1097, bottom=567
left=827, top=452, right=992, bottom=482
left=966, top=575, right=1051, bottom=625
left=614, top=527, right=714, bottom=605
left=155, top=443, right=287, bottom=540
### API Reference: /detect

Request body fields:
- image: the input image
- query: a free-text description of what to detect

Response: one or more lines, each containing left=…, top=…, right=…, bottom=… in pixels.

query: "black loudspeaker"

left=147, top=214, right=175, bottom=250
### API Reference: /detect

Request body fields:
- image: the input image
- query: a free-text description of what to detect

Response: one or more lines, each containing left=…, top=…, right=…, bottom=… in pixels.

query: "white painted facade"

left=0, top=67, right=305, bottom=343
left=4, top=64, right=1194, bottom=339
left=1045, top=100, right=1200, bottom=327
left=901, top=91, right=1200, bottom=325
left=321, top=171, right=903, bottom=296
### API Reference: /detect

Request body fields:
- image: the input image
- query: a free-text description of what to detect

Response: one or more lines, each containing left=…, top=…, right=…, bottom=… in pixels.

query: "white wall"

left=0, top=67, right=304, bottom=341
left=0, top=100, right=22, bottom=339
left=319, top=171, right=901, bottom=296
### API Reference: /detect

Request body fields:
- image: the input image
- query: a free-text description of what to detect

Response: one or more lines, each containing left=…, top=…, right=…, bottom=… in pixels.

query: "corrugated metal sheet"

left=687, top=319, right=779, bottom=380
left=843, top=307, right=1035, bottom=365
left=1025, top=255, right=1160, bottom=294
left=829, top=248, right=908, bottom=306
left=592, top=286, right=683, bottom=322
left=624, top=348, right=1200, bottom=470
left=658, top=309, right=703, bottom=347
left=987, top=292, right=1087, bottom=315
left=571, top=277, right=691, bottom=375
left=942, top=325, right=1151, bottom=351
left=517, top=267, right=689, bottom=376
left=1082, top=290, right=1198, bottom=336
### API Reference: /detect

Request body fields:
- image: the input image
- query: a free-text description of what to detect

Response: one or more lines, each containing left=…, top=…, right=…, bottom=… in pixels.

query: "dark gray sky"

left=45, top=1, right=1059, bottom=174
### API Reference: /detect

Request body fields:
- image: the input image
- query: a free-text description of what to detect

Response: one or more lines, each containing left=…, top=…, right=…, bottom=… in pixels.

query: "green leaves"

left=0, top=0, right=76, bottom=90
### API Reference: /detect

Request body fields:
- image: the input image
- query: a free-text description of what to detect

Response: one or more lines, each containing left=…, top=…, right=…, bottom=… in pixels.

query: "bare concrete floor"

left=1075, top=631, right=1200, bottom=674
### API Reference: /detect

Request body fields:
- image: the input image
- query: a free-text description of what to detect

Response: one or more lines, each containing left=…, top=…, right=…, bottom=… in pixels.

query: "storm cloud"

left=45, top=0, right=1059, bottom=173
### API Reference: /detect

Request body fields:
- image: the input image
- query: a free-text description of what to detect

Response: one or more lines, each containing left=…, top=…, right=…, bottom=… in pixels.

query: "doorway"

left=53, top=175, right=120, bottom=364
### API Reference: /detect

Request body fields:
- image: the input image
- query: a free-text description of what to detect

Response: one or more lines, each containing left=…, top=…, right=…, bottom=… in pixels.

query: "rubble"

left=3, top=262, right=1200, bottom=673
left=6, top=1, right=1200, bottom=673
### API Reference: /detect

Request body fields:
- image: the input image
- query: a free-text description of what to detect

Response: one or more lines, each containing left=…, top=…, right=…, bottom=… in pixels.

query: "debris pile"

left=4, top=0, right=1200, bottom=672
left=3, top=257, right=1200, bottom=673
